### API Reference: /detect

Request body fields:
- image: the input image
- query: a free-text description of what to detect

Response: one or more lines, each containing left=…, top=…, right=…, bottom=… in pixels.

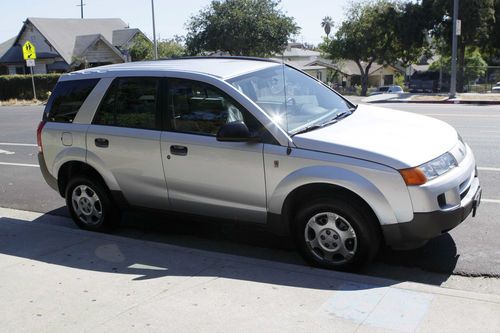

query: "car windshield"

left=378, top=87, right=389, bottom=92
left=228, top=65, right=353, bottom=134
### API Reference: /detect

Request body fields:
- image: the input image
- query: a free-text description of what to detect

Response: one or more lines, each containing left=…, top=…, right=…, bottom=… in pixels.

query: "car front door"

left=160, top=78, right=267, bottom=223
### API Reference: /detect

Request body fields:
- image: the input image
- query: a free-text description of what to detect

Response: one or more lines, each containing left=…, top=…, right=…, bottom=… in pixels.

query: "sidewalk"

left=361, top=93, right=500, bottom=105
left=1, top=207, right=499, bottom=333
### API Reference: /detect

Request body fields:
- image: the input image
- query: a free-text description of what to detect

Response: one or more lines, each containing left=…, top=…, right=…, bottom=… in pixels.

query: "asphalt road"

left=0, top=103, right=499, bottom=285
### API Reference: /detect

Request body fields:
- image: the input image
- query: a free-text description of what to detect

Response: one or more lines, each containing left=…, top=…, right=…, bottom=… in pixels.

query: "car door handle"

left=170, top=145, right=188, bottom=156
left=95, top=138, right=109, bottom=148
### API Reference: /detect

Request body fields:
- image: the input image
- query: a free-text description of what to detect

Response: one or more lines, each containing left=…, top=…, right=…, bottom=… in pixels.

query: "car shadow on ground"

left=0, top=208, right=459, bottom=287
left=1, top=214, right=395, bottom=293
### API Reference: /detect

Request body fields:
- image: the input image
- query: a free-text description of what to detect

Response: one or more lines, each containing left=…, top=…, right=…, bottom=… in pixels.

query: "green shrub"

left=0, top=74, right=61, bottom=101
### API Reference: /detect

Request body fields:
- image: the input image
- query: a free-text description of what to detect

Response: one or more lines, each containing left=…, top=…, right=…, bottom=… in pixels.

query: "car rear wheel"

left=293, top=197, right=380, bottom=271
left=65, top=176, right=119, bottom=232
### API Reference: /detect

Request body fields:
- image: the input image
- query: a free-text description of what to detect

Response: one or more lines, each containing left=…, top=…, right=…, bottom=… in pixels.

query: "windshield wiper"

left=291, top=111, right=352, bottom=137
left=291, top=124, right=322, bottom=136
left=330, top=110, right=351, bottom=121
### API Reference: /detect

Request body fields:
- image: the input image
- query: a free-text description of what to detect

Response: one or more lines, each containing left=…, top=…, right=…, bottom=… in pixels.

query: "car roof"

left=61, top=57, right=282, bottom=81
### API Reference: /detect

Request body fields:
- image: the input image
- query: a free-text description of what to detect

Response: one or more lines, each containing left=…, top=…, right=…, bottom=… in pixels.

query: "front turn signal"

left=399, top=167, right=427, bottom=186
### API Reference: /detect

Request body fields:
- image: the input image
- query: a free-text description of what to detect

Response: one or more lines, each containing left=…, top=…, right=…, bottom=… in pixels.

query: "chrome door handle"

left=95, top=138, right=109, bottom=148
left=170, top=145, right=188, bottom=156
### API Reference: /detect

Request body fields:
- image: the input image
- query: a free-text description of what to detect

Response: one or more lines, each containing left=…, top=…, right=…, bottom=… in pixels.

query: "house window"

left=384, top=75, right=393, bottom=85
left=316, top=71, right=322, bottom=81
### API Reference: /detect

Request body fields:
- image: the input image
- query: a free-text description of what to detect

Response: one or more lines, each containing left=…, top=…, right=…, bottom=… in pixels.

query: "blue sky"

left=0, top=0, right=351, bottom=44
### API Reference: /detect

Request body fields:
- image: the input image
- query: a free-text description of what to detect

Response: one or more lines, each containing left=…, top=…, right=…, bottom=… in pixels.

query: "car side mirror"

left=216, top=121, right=260, bottom=142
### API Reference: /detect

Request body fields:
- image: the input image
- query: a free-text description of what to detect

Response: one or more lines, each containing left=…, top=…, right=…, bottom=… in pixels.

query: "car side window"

left=93, top=77, right=158, bottom=130
left=167, top=79, right=259, bottom=136
left=44, top=78, right=99, bottom=123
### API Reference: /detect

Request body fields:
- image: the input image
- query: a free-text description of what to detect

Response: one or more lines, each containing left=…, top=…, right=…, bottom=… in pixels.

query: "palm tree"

left=321, top=16, right=334, bottom=38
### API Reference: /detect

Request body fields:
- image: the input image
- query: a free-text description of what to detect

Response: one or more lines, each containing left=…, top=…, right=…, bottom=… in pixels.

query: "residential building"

left=0, top=17, right=148, bottom=75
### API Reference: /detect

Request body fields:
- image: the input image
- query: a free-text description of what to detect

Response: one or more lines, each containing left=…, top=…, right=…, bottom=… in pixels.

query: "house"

left=0, top=18, right=148, bottom=75
left=271, top=43, right=329, bottom=83
left=306, top=58, right=405, bottom=88
left=272, top=44, right=405, bottom=87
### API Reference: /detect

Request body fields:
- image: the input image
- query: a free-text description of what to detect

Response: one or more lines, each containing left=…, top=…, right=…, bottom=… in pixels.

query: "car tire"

left=65, top=176, right=119, bottom=232
left=293, top=197, right=380, bottom=271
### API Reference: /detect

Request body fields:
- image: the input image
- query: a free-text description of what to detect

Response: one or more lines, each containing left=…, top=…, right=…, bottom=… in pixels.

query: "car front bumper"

left=382, top=175, right=481, bottom=249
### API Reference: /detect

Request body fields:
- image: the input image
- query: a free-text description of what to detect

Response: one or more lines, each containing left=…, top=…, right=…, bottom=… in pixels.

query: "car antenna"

left=281, top=48, right=292, bottom=156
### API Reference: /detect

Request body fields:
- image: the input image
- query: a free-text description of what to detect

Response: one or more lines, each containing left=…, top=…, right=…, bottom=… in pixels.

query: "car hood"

left=292, top=104, right=458, bottom=169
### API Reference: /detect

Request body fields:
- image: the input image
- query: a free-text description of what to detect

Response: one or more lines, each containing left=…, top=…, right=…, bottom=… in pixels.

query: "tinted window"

left=168, top=79, right=258, bottom=136
left=44, top=79, right=99, bottom=123
left=93, top=77, right=158, bottom=130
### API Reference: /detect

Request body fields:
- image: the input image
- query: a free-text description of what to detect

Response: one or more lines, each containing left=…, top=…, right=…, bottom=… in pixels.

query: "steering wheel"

left=286, top=97, right=296, bottom=107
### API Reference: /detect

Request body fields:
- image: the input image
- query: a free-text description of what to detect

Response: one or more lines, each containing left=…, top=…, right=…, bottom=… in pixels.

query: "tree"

left=129, top=34, right=152, bottom=61
left=321, top=16, right=334, bottom=38
left=423, top=0, right=495, bottom=91
left=429, top=47, right=487, bottom=86
left=157, top=38, right=186, bottom=58
left=130, top=35, right=185, bottom=61
left=393, top=2, right=431, bottom=67
left=185, top=0, right=300, bottom=56
left=485, top=0, right=500, bottom=62
left=322, top=1, right=399, bottom=96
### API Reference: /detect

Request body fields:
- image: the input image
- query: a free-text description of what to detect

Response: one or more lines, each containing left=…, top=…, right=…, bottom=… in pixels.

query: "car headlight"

left=400, top=152, right=458, bottom=186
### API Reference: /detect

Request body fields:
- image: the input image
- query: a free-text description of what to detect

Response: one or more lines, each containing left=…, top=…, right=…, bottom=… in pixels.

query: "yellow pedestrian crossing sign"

left=22, top=41, right=37, bottom=60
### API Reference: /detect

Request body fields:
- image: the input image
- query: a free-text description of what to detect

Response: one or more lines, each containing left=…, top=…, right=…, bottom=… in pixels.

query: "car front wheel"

left=293, top=197, right=380, bottom=271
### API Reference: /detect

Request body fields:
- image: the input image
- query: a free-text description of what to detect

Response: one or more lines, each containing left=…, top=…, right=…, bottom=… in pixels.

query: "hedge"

left=0, top=74, right=61, bottom=101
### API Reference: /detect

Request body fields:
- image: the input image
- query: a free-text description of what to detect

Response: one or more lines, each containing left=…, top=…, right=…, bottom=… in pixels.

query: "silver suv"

left=38, top=57, right=481, bottom=271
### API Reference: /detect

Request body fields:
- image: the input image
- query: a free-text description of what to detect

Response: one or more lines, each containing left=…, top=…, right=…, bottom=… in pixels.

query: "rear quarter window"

left=44, top=78, right=99, bottom=123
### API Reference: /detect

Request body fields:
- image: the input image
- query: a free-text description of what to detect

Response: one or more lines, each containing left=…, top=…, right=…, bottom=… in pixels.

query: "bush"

left=0, top=74, right=61, bottom=101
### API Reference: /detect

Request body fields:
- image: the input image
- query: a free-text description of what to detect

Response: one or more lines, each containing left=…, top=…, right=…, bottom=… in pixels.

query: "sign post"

left=22, top=41, right=37, bottom=100
left=449, top=0, right=459, bottom=99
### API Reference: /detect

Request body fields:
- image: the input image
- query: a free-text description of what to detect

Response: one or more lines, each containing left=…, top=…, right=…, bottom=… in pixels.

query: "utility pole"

left=77, top=0, right=85, bottom=19
left=449, top=0, right=459, bottom=98
left=151, top=0, right=158, bottom=60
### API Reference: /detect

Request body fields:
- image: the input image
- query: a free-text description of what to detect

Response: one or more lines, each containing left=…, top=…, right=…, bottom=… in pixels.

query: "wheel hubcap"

left=71, top=185, right=103, bottom=225
left=304, top=212, right=357, bottom=265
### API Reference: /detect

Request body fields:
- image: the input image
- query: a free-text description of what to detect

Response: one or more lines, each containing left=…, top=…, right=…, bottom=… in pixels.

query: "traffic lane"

left=0, top=144, right=38, bottom=165
left=0, top=106, right=43, bottom=143
left=376, top=103, right=500, bottom=167
left=477, top=170, right=500, bottom=202
left=0, top=164, right=64, bottom=213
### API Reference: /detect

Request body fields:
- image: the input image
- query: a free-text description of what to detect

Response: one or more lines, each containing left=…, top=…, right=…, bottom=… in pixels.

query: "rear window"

left=44, top=79, right=99, bottom=123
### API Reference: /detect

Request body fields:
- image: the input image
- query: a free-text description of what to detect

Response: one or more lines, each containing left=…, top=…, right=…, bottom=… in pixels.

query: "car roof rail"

left=157, top=55, right=281, bottom=64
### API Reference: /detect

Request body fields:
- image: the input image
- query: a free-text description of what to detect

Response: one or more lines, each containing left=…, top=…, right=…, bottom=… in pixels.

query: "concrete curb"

left=365, top=99, right=500, bottom=105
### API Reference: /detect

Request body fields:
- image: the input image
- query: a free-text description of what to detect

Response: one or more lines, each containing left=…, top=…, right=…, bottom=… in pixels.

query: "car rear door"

left=86, top=77, right=169, bottom=209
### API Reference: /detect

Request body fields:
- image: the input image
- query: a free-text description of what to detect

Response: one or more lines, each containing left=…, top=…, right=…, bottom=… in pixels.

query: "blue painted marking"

left=321, top=283, right=433, bottom=332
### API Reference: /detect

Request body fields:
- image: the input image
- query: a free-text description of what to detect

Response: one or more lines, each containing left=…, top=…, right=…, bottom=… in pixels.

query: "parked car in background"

left=491, top=82, right=500, bottom=93
left=369, top=85, right=403, bottom=96
left=409, top=71, right=446, bottom=93
left=37, top=57, right=481, bottom=271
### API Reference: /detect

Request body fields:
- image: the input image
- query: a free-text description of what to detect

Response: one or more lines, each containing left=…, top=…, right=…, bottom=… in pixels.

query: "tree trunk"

left=355, top=61, right=371, bottom=96
left=361, top=73, right=368, bottom=96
